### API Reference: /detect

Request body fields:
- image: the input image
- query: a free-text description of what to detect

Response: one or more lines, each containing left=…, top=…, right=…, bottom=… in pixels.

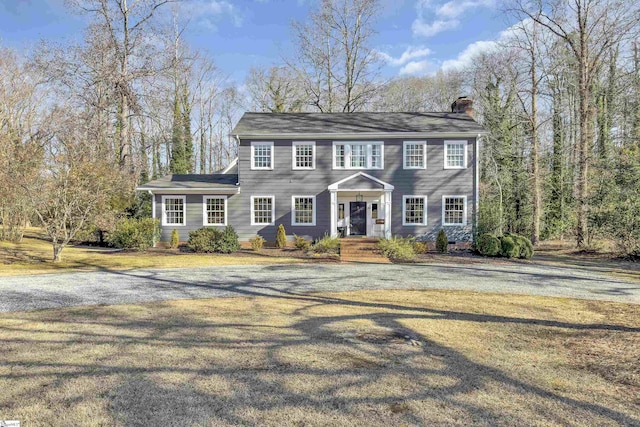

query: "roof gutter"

left=233, top=131, right=487, bottom=140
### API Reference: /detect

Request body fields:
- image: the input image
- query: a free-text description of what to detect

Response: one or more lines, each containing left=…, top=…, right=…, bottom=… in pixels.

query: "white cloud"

left=412, top=18, right=459, bottom=37
left=378, top=46, right=432, bottom=66
left=184, top=0, right=243, bottom=30
left=399, top=60, right=432, bottom=75
left=412, top=0, right=495, bottom=38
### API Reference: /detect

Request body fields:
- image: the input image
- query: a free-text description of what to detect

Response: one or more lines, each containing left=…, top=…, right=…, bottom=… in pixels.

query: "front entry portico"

left=328, top=172, right=393, bottom=239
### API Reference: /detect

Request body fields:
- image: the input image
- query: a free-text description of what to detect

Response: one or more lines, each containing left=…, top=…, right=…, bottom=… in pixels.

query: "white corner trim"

left=250, top=195, right=276, bottom=226
left=161, top=195, right=186, bottom=227
left=291, top=195, right=317, bottom=226
left=221, top=158, right=238, bottom=174
left=443, top=140, right=468, bottom=170
left=402, top=195, right=428, bottom=226
left=327, top=171, right=394, bottom=191
left=202, top=195, right=228, bottom=226
left=442, top=195, right=468, bottom=226
left=291, top=141, right=316, bottom=170
left=250, top=141, right=274, bottom=170
left=402, top=141, right=427, bottom=170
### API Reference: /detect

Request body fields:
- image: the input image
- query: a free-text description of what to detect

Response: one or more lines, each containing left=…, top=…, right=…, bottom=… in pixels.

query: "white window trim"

left=291, top=141, right=316, bottom=170
left=250, top=195, right=275, bottom=226
left=444, top=140, right=468, bottom=169
left=442, top=195, right=467, bottom=226
left=202, top=195, right=227, bottom=226
left=332, top=141, right=384, bottom=170
left=291, top=195, right=317, bottom=226
left=402, top=195, right=428, bottom=226
left=251, top=141, right=274, bottom=170
left=161, top=195, right=186, bottom=227
left=403, top=141, right=427, bottom=170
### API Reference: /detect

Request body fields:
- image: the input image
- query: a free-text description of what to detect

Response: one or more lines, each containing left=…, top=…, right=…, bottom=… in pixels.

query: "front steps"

left=339, top=238, right=390, bottom=263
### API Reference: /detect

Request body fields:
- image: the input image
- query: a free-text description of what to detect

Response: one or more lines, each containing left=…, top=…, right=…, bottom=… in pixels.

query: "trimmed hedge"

left=249, top=235, right=265, bottom=251
left=377, top=236, right=417, bottom=263
left=476, top=233, right=501, bottom=256
left=436, top=229, right=448, bottom=253
left=276, top=224, right=287, bottom=248
left=170, top=229, right=179, bottom=249
left=108, top=218, right=160, bottom=251
left=293, top=234, right=311, bottom=250
left=187, top=226, right=240, bottom=253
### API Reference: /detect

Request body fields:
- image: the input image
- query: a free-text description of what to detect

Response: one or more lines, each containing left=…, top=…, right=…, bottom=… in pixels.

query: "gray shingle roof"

left=137, top=174, right=238, bottom=190
left=232, top=112, right=485, bottom=137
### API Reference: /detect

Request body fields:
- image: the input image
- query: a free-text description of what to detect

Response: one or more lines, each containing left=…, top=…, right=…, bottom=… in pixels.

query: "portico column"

left=384, top=190, right=392, bottom=238
left=330, top=190, right=338, bottom=237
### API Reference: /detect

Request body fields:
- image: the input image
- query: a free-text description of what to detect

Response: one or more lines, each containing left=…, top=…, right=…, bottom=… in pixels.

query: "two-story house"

left=138, top=97, right=486, bottom=245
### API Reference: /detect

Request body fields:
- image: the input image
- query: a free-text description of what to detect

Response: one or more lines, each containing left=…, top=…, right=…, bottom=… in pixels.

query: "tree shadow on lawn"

left=0, top=270, right=639, bottom=425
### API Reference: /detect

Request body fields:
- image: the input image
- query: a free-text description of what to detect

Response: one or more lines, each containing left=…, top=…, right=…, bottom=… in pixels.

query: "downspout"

left=233, top=134, right=241, bottom=186
left=148, top=190, right=157, bottom=247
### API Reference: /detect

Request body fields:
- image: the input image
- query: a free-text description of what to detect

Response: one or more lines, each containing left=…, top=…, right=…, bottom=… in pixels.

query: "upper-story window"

left=444, top=140, right=467, bottom=169
left=333, top=141, right=384, bottom=170
left=403, top=141, right=427, bottom=169
left=251, top=141, right=274, bottom=170
left=292, top=141, right=315, bottom=170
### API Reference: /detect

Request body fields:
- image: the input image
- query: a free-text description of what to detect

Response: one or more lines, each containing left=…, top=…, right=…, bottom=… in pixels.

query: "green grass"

left=0, top=289, right=638, bottom=426
left=0, top=230, right=304, bottom=276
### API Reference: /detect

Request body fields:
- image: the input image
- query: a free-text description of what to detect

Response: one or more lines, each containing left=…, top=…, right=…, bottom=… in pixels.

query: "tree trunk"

left=52, top=242, right=63, bottom=262
left=530, top=26, right=540, bottom=245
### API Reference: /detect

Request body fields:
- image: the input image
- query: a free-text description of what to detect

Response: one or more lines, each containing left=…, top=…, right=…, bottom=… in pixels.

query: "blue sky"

left=0, top=0, right=514, bottom=84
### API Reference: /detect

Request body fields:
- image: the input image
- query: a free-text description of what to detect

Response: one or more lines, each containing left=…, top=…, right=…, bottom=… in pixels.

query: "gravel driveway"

left=0, top=261, right=639, bottom=312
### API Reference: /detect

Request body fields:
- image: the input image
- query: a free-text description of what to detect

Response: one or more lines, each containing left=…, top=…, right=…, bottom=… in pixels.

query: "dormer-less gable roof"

left=232, top=112, right=486, bottom=139
left=328, top=172, right=394, bottom=191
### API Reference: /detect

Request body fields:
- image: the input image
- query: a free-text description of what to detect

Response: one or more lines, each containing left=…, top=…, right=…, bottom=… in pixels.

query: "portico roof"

left=327, top=172, right=394, bottom=191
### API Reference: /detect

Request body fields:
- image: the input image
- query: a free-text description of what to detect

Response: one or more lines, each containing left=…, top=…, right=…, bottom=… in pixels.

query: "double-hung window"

left=442, top=196, right=467, bottom=226
left=251, top=196, right=275, bottom=226
left=291, top=196, right=316, bottom=226
left=444, top=140, right=467, bottom=169
left=403, top=195, right=428, bottom=226
left=251, top=141, right=274, bottom=170
left=203, top=196, right=227, bottom=226
left=403, top=141, right=427, bottom=169
left=162, top=196, right=186, bottom=226
left=333, top=142, right=384, bottom=170
left=292, top=141, right=315, bottom=169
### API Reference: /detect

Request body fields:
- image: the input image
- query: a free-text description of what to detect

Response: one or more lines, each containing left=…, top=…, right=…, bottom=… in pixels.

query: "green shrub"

left=500, top=235, right=520, bottom=258
left=187, top=228, right=220, bottom=253
left=187, top=226, right=239, bottom=253
left=313, top=233, right=340, bottom=254
left=276, top=224, right=287, bottom=248
left=170, top=229, right=180, bottom=249
left=413, top=241, right=429, bottom=254
left=293, top=234, right=311, bottom=251
left=108, top=218, right=160, bottom=251
left=513, top=234, right=534, bottom=259
left=476, top=233, right=501, bottom=256
left=377, top=236, right=416, bottom=263
left=249, top=235, right=265, bottom=251
left=436, top=229, right=448, bottom=254
left=219, top=226, right=240, bottom=253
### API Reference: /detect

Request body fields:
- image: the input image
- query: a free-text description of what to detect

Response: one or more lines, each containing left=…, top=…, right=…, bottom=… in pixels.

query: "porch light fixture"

left=356, top=193, right=364, bottom=202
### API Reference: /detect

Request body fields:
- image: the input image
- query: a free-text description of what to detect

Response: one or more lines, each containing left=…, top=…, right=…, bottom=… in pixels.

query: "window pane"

left=371, top=144, right=382, bottom=168
left=206, top=198, right=225, bottom=225
left=165, top=198, right=184, bottom=225
left=446, top=143, right=464, bottom=167
left=253, top=144, right=272, bottom=168
left=294, top=197, right=314, bottom=224
left=444, top=197, right=464, bottom=224
left=351, top=144, right=366, bottom=168
left=335, top=144, right=345, bottom=167
left=405, top=143, right=424, bottom=168
left=253, top=197, right=273, bottom=224
left=295, top=144, right=313, bottom=168
left=404, top=197, right=425, bottom=224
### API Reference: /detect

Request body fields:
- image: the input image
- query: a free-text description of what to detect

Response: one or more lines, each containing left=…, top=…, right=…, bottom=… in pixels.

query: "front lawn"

left=0, top=289, right=637, bottom=426
left=0, top=230, right=306, bottom=276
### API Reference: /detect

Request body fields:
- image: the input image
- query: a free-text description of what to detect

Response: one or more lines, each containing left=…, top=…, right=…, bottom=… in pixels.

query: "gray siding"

left=154, top=137, right=477, bottom=243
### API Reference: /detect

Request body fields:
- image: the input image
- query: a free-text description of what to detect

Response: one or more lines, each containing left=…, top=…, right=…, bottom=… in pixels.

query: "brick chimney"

left=451, top=96, right=473, bottom=118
